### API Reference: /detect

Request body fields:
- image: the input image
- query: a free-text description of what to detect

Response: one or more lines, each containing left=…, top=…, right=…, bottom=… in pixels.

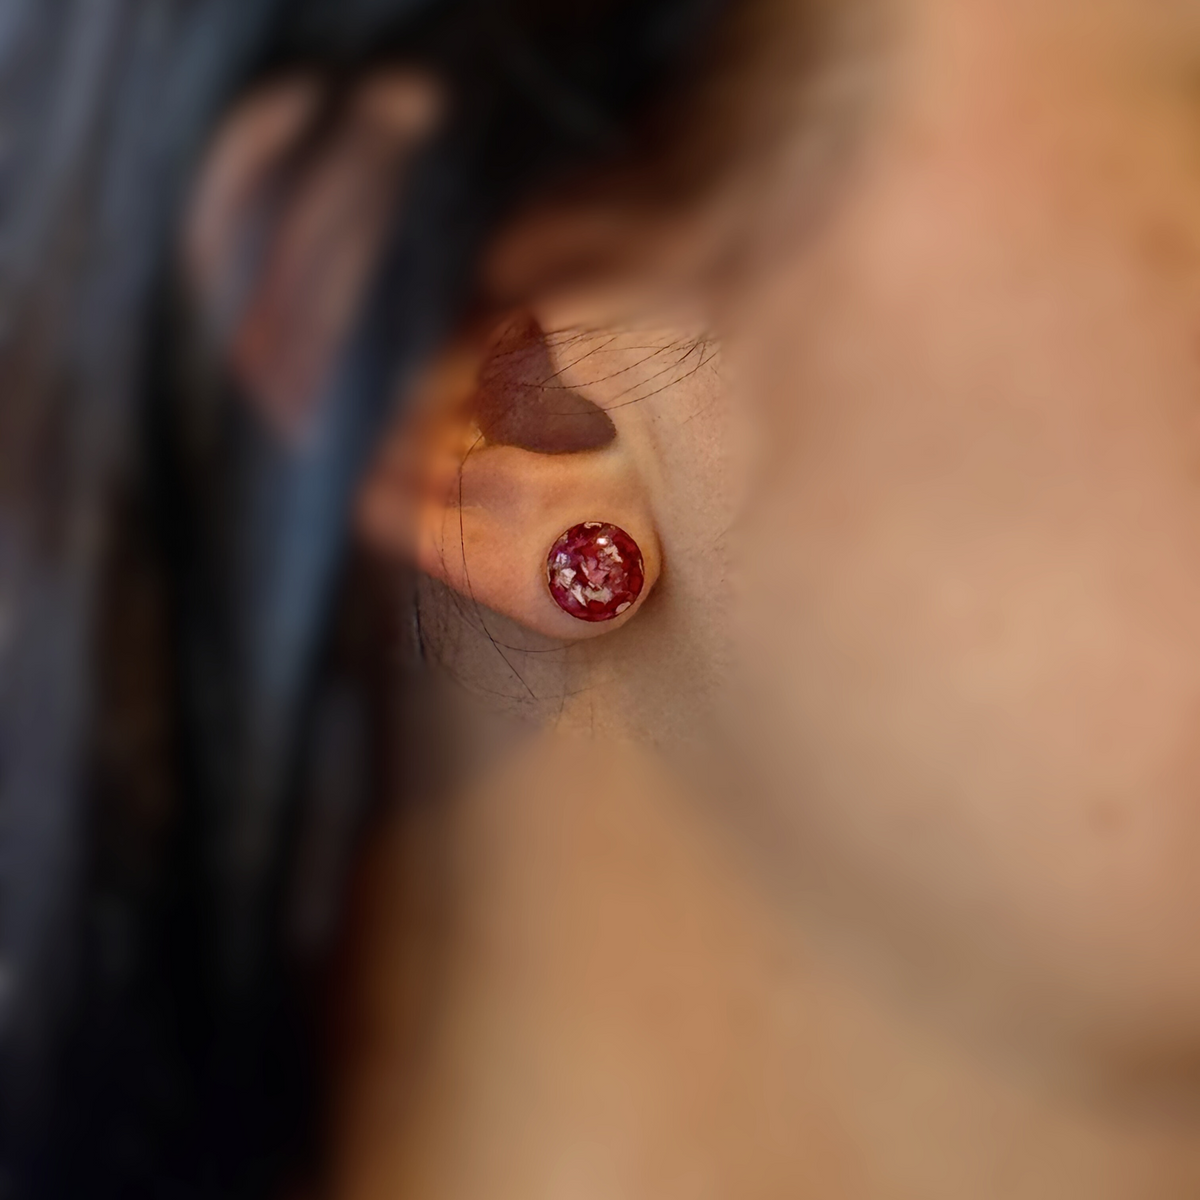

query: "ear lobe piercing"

left=547, top=522, right=646, bottom=622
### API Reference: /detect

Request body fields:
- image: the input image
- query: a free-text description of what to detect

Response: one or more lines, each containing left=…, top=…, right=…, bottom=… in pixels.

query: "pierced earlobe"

left=547, top=522, right=646, bottom=623
left=360, top=312, right=664, bottom=641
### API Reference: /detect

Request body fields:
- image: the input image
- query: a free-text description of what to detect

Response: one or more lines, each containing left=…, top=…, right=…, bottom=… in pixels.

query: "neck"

left=334, top=731, right=1200, bottom=1199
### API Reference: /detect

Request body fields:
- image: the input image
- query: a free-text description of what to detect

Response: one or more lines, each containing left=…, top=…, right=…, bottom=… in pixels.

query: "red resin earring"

left=547, top=522, right=646, bottom=623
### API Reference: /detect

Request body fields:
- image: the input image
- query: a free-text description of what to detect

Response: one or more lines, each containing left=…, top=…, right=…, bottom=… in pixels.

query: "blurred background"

left=0, top=2, right=729, bottom=1195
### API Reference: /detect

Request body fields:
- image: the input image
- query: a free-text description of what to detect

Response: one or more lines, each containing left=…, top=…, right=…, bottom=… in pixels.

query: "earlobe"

left=412, top=439, right=661, bottom=641
left=357, top=312, right=664, bottom=641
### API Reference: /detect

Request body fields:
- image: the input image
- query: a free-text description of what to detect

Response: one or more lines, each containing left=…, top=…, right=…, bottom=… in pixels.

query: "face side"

left=708, top=0, right=1200, bottom=1076
left=190, top=0, right=1200, bottom=1090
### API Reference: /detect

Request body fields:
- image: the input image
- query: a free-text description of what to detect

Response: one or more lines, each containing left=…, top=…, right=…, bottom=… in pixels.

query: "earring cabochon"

left=547, top=522, right=646, bottom=623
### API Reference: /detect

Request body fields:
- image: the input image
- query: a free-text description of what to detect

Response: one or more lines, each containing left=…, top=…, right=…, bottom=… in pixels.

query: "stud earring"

left=547, top=522, right=646, bottom=622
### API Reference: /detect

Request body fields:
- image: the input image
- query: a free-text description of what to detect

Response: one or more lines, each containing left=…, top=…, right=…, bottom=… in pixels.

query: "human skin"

left=395, top=0, right=1200, bottom=1085
left=196, top=0, right=1200, bottom=1194
left=724, top=0, right=1200, bottom=1073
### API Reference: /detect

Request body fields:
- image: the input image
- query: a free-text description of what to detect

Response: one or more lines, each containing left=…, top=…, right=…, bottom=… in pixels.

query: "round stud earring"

left=546, top=522, right=646, bottom=622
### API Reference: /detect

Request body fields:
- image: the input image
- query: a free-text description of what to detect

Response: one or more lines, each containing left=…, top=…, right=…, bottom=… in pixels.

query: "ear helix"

left=546, top=522, right=646, bottom=623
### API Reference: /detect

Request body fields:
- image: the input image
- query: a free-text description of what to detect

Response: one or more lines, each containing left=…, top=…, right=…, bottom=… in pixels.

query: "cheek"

left=720, top=153, right=1200, bottom=1063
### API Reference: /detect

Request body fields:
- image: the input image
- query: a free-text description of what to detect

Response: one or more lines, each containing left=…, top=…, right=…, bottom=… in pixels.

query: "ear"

left=184, top=71, right=439, bottom=437
left=358, top=314, right=663, bottom=641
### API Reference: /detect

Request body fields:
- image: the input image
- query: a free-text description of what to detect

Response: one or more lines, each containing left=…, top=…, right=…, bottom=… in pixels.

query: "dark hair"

left=0, top=1, right=731, bottom=1196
